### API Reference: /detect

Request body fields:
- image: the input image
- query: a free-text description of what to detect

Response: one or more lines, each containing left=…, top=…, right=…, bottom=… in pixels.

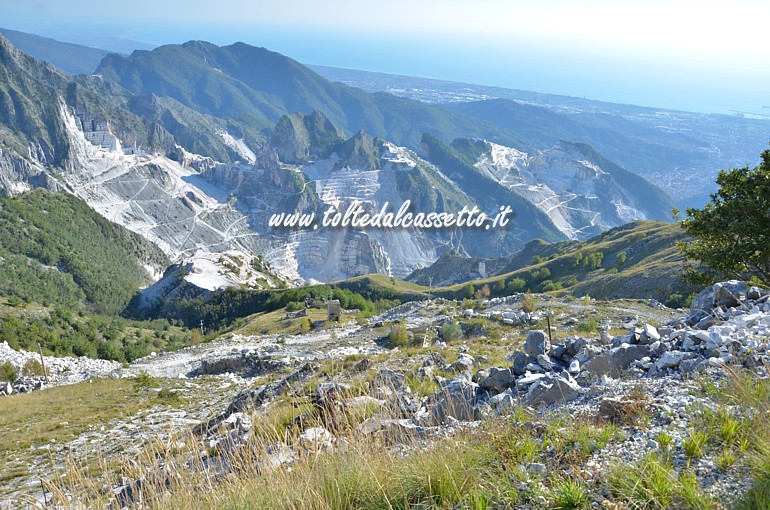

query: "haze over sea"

left=2, top=2, right=768, bottom=117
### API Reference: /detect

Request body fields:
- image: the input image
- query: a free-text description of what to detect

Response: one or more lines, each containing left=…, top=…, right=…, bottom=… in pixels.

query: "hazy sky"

left=2, top=0, right=769, bottom=114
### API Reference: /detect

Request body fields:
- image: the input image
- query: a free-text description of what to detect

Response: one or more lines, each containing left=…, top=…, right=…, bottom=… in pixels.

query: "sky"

left=1, top=0, right=769, bottom=115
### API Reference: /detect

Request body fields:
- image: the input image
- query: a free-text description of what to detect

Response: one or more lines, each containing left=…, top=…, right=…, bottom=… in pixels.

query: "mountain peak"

left=270, top=111, right=345, bottom=164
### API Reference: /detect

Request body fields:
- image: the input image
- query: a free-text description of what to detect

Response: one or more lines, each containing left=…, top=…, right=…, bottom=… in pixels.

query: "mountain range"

left=0, top=29, right=750, bottom=305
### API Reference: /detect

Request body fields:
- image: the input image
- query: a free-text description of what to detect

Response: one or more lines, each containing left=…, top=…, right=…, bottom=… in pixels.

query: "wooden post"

left=546, top=314, right=553, bottom=345
left=37, top=342, right=48, bottom=384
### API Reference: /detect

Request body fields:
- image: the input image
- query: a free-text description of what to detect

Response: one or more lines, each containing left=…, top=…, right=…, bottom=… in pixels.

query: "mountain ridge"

left=0, top=34, right=677, bottom=289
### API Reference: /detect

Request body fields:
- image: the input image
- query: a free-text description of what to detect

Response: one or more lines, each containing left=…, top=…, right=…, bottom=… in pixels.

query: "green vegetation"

left=551, top=479, right=589, bottom=509
left=0, top=190, right=168, bottom=315
left=0, top=361, right=17, bottom=382
left=55, top=395, right=628, bottom=510
left=388, top=322, right=409, bottom=347
left=0, top=377, right=183, bottom=451
left=0, top=306, right=190, bottom=362
left=679, top=146, right=770, bottom=286
left=608, top=453, right=719, bottom=509
left=436, top=220, right=698, bottom=304
left=0, top=28, right=109, bottom=75
left=440, top=322, right=463, bottom=342
left=150, top=279, right=405, bottom=332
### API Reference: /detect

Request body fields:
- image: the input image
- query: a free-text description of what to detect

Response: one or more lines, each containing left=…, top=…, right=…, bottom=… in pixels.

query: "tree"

left=679, top=148, right=770, bottom=286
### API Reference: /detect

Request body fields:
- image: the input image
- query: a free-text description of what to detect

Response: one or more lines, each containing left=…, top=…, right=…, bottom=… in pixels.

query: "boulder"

left=713, top=280, right=748, bottom=308
left=536, top=354, right=556, bottom=371
left=427, top=379, right=479, bottom=424
left=357, top=418, right=427, bottom=443
left=748, top=286, right=770, bottom=301
left=448, top=353, right=476, bottom=373
left=690, top=286, right=715, bottom=313
left=373, top=368, right=406, bottom=390
left=680, top=358, right=706, bottom=374
left=565, top=337, right=588, bottom=357
left=352, top=358, right=373, bottom=372
left=479, top=367, right=516, bottom=394
left=524, top=330, right=550, bottom=357
left=525, top=376, right=580, bottom=405
left=641, top=324, right=660, bottom=344
left=583, top=344, right=651, bottom=377
left=655, top=350, right=690, bottom=370
left=422, top=352, right=449, bottom=369
left=510, top=351, right=529, bottom=376
left=517, top=373, right=547, bottom=391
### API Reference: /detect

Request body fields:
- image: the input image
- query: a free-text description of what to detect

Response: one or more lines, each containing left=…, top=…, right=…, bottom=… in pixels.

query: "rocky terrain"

left=0, top=34, right=681, bottom=293
left=2, top=280, right=768, bottom=508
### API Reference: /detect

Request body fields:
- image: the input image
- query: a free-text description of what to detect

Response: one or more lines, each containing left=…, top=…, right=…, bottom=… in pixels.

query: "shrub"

left=539, top=280, right=562, bottom=292
left=22, top=358, right=46, bottom=377
left=388, top=323, right=409, bottom=347
left=132, top=371, right=154, bottom=390
left=285, top=301, right=302, bottom=312
left=576, top=318, right=599, bottom=333
left=521, top=293, right=535, bottom=313
left=0, top=362, right=17, bottom=382
left=440, top=322, right=463, bottom=343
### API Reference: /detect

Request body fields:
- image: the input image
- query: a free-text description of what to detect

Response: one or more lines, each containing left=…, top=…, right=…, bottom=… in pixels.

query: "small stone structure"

left=327, top=300, right=341, bottom=321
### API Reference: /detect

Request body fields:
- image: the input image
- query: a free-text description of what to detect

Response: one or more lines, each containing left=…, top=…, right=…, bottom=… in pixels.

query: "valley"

left=0, top=22, right=769, bottom=510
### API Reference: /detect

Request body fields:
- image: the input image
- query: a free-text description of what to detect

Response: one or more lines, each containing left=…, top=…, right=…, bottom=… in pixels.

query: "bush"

left=576, top=319, right=600, bottom=333
left=521, top=293, right=535, bottom=313
left=460, top=283, right=475, bottom=300
left=0, top=362, right=17, bottom=382
left=440, top=322, right=463, bottom=343
left=388, top=323, right=409, bottom=347
left=22, top=358, right=46, bottom=377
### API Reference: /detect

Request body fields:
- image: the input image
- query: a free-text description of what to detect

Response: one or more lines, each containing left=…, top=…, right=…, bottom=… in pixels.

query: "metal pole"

left=546, top=314, right=553, bottom=345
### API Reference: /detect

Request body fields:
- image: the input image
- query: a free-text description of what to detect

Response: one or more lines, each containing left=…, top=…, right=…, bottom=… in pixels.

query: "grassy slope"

left=0, top=190, right=169, bottom=315
left=432, top=220, right=695, bottom=303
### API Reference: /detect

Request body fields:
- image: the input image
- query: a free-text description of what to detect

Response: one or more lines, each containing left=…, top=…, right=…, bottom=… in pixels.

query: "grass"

left=0, top=378, right=176, bottom=454
left=551, top=479, right=589, bottom=509
left=233, top=307, right=348, bottom=336
left=47, top=379, right=633, bottom=510
left=433, top=220, right=694, bottom=303
left=608, top=452, right=719, bottom=509
left=0, top=376, right=197, bottom=500
left=682, top=429, right=710, bottom=459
